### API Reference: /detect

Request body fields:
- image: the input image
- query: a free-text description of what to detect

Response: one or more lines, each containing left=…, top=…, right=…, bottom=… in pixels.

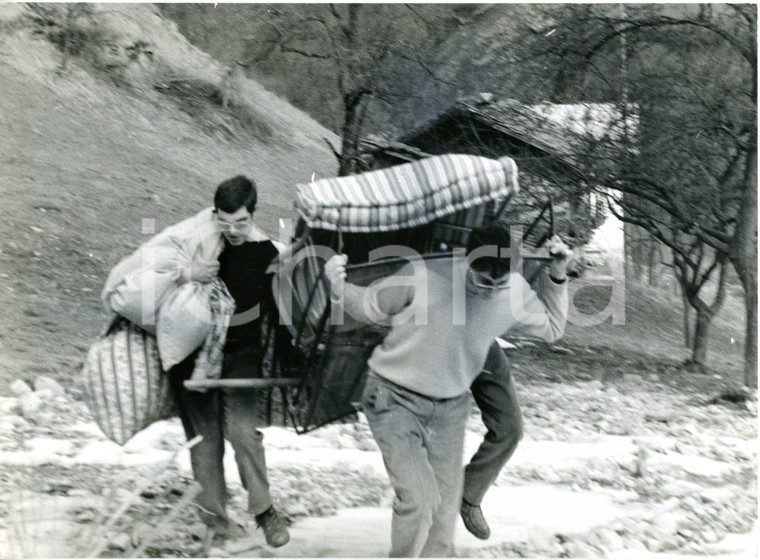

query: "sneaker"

left=255, top=506, right=290, bottom=548
left=460, top=500, right=490, bottom=540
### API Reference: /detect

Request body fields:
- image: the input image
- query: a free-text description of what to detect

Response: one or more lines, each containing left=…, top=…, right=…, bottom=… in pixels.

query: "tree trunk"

left=682, top=289, right=693, bottom=348
left=745, top=287, right=758, bottom=388
left=647, top=241, right=660, bottom=287
left=338, top=89, right=370, bottom=177
left=729, top=146, right=758, bottom=388
left=677, top=256, right=729, bottom=370
left=338, top=104, right=358, bottom=177
left=690, top=309, right=711, bottom=368
left=60, top=7, right=75, bottom=73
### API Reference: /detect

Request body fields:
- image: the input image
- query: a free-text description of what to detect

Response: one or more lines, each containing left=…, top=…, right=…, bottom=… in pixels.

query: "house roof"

left=395, top=94, right=634, bottom=171
left=359, top=135, right=431, bottom=163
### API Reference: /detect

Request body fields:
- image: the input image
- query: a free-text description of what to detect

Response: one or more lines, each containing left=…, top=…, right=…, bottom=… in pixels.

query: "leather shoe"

left=255, top=506, right=290, bottom=548
left=461, top=500, right=490, bottom=540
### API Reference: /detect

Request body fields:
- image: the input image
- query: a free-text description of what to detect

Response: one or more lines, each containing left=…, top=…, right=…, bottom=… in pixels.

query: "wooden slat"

left=183, top=378, right=302, bottom=391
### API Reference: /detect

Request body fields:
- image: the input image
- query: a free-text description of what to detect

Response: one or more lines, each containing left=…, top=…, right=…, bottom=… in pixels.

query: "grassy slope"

left=511, top=277, right=748, bottom=391
left=0, top=5, right=338, bottom=391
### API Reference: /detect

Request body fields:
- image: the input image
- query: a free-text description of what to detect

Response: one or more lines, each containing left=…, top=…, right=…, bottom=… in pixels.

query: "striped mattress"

left=294, top=154, right=519, bottom=233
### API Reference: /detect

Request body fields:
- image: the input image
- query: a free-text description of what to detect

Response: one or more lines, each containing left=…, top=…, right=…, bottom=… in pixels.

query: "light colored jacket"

left=101, top=206, right=280, bottom=334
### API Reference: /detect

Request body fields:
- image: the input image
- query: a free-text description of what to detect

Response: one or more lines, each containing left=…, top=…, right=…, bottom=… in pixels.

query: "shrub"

left=27, top=3, right=111, bottom=73
left=154, top=75, right=273, bottom=141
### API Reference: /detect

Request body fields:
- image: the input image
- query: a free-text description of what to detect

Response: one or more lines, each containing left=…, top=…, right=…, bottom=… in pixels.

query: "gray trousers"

left=169, top=346, right=273, bottom=532
left=463, top=342, right=523, bottom=506
left=362, top=374, right=470, bottom=558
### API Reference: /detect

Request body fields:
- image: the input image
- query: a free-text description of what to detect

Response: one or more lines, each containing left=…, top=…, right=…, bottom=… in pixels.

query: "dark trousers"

left=169, top=344, right=272, bottom=531
left=462, top=342, right=523, bottom=506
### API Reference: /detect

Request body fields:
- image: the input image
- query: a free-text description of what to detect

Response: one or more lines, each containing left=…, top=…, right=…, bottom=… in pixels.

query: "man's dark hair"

left=214, top=175, right=257, bottom=213
left=467, top=222, right=511, bottom=277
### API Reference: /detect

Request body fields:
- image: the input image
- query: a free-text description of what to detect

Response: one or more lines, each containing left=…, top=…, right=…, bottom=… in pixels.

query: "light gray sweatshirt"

left=339, top=257, right=568, bottom=399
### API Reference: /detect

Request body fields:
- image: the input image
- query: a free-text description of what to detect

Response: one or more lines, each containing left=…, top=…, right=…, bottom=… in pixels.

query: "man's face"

left=216, top=206, right=252, bottom=246
left=466, top=266, right=510, bottom=297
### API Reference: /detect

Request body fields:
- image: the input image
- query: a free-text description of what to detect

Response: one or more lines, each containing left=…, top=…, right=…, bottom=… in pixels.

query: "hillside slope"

left=0, top=4, right=339, bottom=390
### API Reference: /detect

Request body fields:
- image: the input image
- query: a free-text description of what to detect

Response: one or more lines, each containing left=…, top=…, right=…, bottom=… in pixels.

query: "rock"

left=622, top=536, right=648, bottom=551
left=0, top=396, right=19, bottom=415
left=549, top=345, right=575, bottom=355
left=644, top=537, right=664, bottom=552
left=10, top=380, right=32, bottom=396
left=645, top=412, right=674, bottom=423
left=0, top=420, right=16, bottom=432
left=18, top=392, right=42, bottom=418
left=68, top=488, right=93, bottom=498
left=702, top=529, right=720, bottom=543
left=543, top=539, right=565, bottom=558
left=284, top=502, right=310, bottom=517
left=540, top=469, right=562, bottom=484
left=188, top=523, right=209, bottom=541
left=110, top=532, right=131, bottom=551
left=34, top=376, right=66, bottom=397
left=27, top=437, right=74, bottom=457
left=75, top=509, right=97, bottom=523
left=662, top=480, right=702, bottom=498
left=7, top=415, right=29, bottom=429
left=662, top=497, right=681, bottom=511
left=185, top=543, right=205, bottom=556
left=701, top=487, right=735, bottom=504
left=652, top=512, right=685, bottom=537
left=131, top=522, right=153, bottom=547
left=113, top=487, right=135, bottom=502
left=564, top=541, right=599, bottom=557
left=224, top=537, right=262, bottom=555
left=35, top=388, right=54, bottom=401
left=606, top=419, right=636, bottom=436
left=596, top=529, right=625, bottom=552
left=207, top=546, right=230, bottom=557
left=588, top=380, right=604, bottom=392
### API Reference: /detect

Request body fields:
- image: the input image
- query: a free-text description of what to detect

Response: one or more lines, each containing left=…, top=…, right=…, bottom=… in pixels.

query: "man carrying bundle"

left=325, top=223, right=571, bottom=557
left=102, top=176, right=289, bottom=548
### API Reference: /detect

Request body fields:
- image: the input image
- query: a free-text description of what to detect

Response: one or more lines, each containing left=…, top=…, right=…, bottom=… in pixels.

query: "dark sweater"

left=218, top=239, right=279, bottom=350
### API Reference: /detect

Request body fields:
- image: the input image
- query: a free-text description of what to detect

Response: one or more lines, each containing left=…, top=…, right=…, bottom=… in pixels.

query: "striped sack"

left=294, top=154, right=519, bottom=233
left=82, top=316, right=176, bottom=445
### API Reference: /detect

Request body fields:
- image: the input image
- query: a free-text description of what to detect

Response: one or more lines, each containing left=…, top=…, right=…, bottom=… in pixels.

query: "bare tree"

left=240, top=4, right=463, bottom=176
left=534, top=4, right=756, bottom=386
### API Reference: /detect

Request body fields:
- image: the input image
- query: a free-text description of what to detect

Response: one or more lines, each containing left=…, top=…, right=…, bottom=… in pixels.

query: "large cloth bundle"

left=82, top=317, right=176, bottom=445
left=101, top=207, right=226, bottom=334
left=101, top=207, right=281, bottom=365
left=294, top=153, right=519, bottom=233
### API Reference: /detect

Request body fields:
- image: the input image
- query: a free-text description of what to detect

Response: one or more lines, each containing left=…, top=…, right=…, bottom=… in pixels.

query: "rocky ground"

left=0, top=346, right=756, bottom=558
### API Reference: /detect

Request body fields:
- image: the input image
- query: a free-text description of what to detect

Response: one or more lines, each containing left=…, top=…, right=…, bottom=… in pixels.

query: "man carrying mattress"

left=324, top=223, right=571, bottom=558
left=102, top=176, right=289, bottom=548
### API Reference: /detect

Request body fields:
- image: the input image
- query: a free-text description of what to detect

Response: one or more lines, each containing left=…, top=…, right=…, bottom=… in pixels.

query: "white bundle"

left=82, top=318, right=176, bottom=445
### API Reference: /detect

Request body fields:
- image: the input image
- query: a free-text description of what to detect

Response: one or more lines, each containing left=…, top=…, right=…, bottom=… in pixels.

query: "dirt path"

left=0, top=374, right=756, bottom=558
